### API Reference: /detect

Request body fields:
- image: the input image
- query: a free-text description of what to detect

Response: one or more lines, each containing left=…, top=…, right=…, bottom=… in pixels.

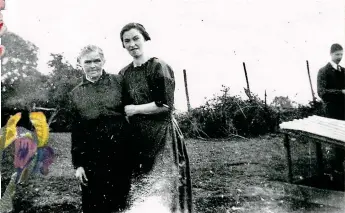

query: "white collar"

left=85, top=75, right=101, bottom=83
left=330, top=61, right=340, bottom=71
left=84, top=70, right=103, bottom=83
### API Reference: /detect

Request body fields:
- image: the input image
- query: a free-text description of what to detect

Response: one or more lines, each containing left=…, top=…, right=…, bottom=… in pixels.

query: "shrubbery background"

left=175, top=86, right=325, bottom=138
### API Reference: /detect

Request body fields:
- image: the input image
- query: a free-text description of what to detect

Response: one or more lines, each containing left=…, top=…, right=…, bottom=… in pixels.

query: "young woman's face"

left=79, top=51, right=105, bottom=80
left=122, top=28, right=145, bottom=58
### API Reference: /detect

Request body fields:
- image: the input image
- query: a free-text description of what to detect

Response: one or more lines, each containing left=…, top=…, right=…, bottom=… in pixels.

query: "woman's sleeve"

left=68, top=92, right=84, bottom=169
left=119, top=68, right=132, bottom=106
left=71, top=120, right=84, bottom=169
left=149, top=60, right=175, bottom=110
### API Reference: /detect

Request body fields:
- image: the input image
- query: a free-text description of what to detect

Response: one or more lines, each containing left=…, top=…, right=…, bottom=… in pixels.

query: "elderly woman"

left=119, top=23, right=193, bottom=212
left=69, top=45, right=132, bottom=213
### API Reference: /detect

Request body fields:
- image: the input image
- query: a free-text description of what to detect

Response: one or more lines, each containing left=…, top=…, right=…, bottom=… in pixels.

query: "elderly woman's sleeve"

left=317, top=68, right=344, bottom=102
left=71, top=122, right=84, bottom=169
left=68, top=92, right=85, bottom=169
left=149, top=60, right=175, bottom=110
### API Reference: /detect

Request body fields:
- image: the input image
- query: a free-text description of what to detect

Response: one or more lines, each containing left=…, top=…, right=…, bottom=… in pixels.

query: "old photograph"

left=0, top=0, right=344, bottom=212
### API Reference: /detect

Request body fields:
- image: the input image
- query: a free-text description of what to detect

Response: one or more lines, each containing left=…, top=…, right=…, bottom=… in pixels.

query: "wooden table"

left=279, top=115, right=345, bottom=183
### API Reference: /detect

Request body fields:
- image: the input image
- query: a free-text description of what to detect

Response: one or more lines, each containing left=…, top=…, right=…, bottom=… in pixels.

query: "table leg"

left=315, top=142, right=324, bottom=177
left=284, top=133, right=293, bottom=183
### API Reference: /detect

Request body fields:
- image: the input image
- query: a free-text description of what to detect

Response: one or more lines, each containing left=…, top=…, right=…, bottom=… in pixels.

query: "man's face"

left=331, top=50, right=343, bottom=64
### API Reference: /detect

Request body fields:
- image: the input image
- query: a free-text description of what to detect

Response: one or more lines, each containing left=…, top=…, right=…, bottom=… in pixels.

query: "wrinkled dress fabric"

left=120, top=58, right=193, bottom=213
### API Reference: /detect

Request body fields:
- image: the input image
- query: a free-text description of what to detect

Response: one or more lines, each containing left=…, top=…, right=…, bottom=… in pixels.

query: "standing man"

left=317, top=43, right=345, bottom=174
left=317, top=43, right=345, bottom=120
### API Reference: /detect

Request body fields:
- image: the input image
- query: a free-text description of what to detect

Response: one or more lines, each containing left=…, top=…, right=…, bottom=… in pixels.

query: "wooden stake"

left=306, top=60, right=316, bottom=103
left=284, top=133, right=293, bottom=183
left=243, top=62, right=252, bottom=100
left=243, top=62, right=250, bottom=93
left=183, top=69, right=191, bottom=112
left=265, top=90, right=267, bottom=107
left=315, top=142, right=324, bottom=178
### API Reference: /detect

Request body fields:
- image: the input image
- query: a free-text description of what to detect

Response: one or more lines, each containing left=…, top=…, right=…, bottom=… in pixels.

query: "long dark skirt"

left=73, top=117, right=132, bottom=213
left=125, top=115, right=192, bottom=213
left=81, top=168, right=131, bottom=213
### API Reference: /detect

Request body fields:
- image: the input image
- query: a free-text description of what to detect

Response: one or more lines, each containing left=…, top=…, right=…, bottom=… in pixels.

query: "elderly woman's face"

left=122, top=28, right=145, bottom=58
left=80, top=51, right=105, bottom=80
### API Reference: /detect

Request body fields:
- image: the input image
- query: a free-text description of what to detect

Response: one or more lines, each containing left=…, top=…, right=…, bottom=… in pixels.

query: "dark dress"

left=119, top=57, right=193, bottom=212
left=69, top=71, right=132, bottom=213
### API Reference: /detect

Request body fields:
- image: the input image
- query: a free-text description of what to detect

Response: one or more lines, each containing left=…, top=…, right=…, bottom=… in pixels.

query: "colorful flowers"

left=0, top=112, right=55, bottom=211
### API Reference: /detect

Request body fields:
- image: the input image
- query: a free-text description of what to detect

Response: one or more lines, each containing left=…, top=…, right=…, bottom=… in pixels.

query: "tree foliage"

left=46, top=54, right=83, bottom=131
left=46, top=53, right=83, bottom=107
left=1, top=32, right=48, bottom=127
left=271, top=96, right=294, bottom=110
left=1, top=33, right=82, bottom=131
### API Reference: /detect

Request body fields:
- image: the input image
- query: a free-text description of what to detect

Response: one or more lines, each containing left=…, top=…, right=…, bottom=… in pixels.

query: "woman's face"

left=79, top=51, right=105, bottom=80
left=122, top=28, right=145, bottom=58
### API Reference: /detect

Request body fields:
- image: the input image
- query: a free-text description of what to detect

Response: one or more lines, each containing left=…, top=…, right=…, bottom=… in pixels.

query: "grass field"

left=1, top=133, right=344, bottom=213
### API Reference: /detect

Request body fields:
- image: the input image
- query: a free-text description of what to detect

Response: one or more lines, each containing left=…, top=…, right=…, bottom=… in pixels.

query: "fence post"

left=265, top=90, right=267, bottom=107
left=183, top=69, right=191, bottom=112
left=243, top=62, right=252, bottom=100
left=306, top=60, right=316, bottom=103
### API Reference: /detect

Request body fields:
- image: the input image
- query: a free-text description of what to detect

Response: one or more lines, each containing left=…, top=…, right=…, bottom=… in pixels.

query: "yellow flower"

left=29, top=112, right=49, bottom=147
left=0, top=113, right=21, bottom=150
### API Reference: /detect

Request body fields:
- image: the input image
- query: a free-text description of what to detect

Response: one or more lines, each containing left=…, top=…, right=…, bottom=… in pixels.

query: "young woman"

left=69, top=45, right=132, bottom=213
left=119, top=23, right=193, bottom=212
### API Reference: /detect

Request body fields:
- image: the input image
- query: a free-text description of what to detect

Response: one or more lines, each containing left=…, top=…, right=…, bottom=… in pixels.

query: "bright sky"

left=2, top=0, right=345, bottom=111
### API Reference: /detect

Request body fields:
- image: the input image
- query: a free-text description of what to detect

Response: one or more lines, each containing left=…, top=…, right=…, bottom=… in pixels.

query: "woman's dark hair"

left=120, top=23, right=151, bottom=47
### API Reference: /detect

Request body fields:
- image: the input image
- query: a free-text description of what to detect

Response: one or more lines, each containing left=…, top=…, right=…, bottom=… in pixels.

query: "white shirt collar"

left=85, top=71, right=103, bottom=83
left=330, top=61, right=340, bottom=71
left=85, top=76, right=95, bottom=83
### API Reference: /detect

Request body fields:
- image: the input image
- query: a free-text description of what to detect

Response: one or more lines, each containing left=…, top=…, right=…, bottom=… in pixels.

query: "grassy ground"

left=1, top=133, right=344, bottom=213
left=189, top=135, right=343, bottom=213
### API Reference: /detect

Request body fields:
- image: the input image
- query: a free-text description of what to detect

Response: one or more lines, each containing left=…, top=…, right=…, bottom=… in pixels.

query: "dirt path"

left=2, top=133, right=344, bottom=213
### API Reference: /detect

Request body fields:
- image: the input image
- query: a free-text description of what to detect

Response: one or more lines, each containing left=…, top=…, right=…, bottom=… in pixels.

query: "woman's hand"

left=125, top=102, right=169, bottom=116
left=124, top=105, right=138, bottom=117
left=75, top=167, right=88, bottom=185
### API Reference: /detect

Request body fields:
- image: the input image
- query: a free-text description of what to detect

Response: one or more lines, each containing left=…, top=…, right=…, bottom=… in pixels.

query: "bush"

left=176, top=86, right=279, bottom=138
left=176, top=86, right=324, bottom=139
left=278, top=100, right=325, bottom=122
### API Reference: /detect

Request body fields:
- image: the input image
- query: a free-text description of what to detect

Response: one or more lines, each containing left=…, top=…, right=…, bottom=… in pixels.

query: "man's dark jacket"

left=317, top=62, right=345, bottom=120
